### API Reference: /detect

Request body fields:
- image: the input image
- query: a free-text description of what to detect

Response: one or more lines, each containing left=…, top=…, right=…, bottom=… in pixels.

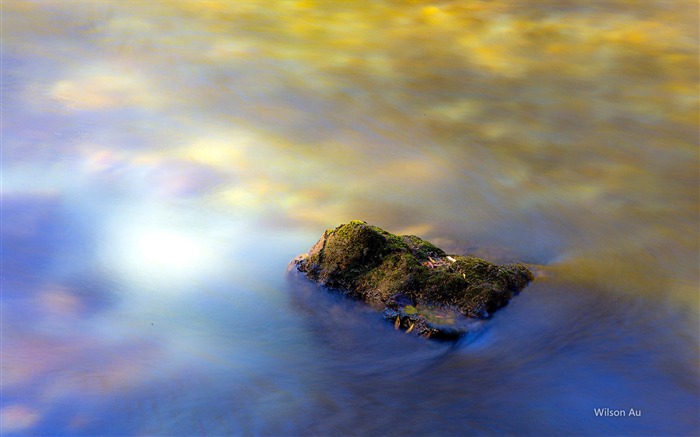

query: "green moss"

left=403, top=305, right=418, bottom=314
left=401, top=234, right=445, bottom=261
left=292, top=221, right=534, bottom=338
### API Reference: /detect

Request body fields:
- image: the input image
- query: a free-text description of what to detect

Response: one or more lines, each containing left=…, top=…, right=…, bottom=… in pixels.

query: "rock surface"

left=290, top=220, right=534, bottom=339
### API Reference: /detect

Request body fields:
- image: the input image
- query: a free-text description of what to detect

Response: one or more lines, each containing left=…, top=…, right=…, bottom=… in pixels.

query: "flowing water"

left=2, top=1, right=699, bottom=436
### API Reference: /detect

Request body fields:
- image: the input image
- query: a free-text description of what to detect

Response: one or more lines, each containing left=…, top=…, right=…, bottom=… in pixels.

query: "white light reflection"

left=131, top=229, right=211, bottom=273
left=100, top=205, right=227, bottom=290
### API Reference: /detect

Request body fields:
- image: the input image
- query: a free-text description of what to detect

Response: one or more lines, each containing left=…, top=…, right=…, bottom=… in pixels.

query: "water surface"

left=2, top=1, right=698, bottom=435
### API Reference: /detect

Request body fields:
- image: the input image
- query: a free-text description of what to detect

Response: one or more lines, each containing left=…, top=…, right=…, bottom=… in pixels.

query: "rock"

left=290, top=220, right=534, bottom=339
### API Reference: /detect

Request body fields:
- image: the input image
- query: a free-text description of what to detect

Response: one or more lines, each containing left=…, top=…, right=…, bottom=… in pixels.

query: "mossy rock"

left=290, top=220, right=534, bottom=339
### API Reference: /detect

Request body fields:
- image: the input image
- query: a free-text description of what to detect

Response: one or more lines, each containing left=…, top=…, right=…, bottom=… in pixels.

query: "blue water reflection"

left=3, top=194, right=698, bottom=435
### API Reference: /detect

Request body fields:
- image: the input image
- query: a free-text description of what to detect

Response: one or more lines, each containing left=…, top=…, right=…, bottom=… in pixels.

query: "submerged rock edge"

left=290, top=220, right=534, bottom=339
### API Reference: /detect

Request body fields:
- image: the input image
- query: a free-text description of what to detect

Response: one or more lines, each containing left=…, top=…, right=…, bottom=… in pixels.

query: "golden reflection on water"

left=4, top=0, right=698, bottom=310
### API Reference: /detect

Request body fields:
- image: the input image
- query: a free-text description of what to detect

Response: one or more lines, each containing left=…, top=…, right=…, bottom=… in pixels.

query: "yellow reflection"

left=51, top=67, right=159, bottom=110
left=217, top=184, right=268, bottom=209
left=394, top=223, right=434, bottom=238
left=177, top=135, right=252, bottom=170
left=5, top=0, right=694, bottom=304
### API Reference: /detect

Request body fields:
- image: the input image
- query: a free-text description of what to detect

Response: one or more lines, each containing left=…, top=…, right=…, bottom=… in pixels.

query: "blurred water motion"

left=2, top=1, right=698, bottom=436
